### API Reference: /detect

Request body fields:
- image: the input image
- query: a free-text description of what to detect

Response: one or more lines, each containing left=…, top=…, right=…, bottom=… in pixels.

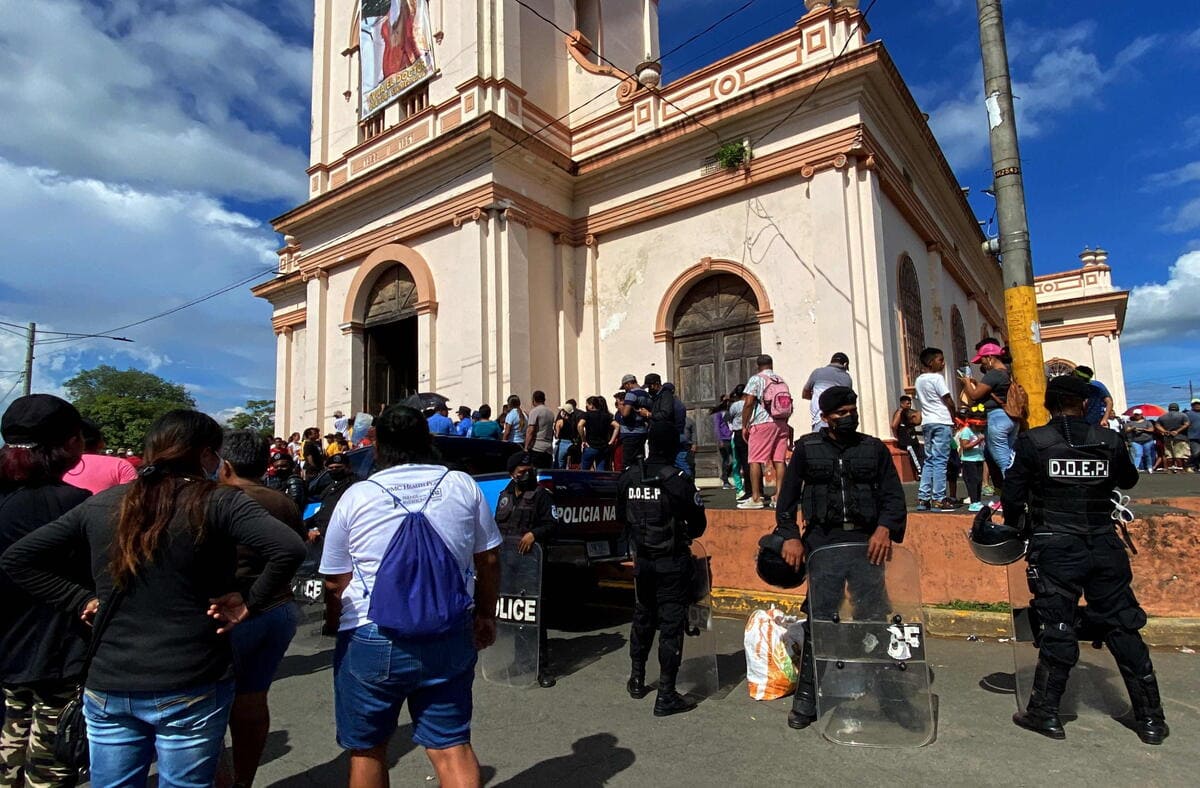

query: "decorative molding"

left=564, top=30, right=623, bottom=82
left=1041, top=318, right=1118, bottom=342
left=271, top=309, right=306, bottom=334
left=342, top=244, right=438, bottom=326
left=339, top=321, right=364, bottom=336
left=452, top=207, right=485, bottom=227
left=654, top=259, right=774, bottom=343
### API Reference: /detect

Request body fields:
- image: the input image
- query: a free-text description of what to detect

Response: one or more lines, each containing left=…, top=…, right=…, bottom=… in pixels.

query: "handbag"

left=54, top=588, right=125, bottom=773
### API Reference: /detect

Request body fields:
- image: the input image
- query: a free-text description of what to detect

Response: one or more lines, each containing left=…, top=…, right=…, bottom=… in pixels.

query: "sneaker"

left=722, top=482, right=735, bottom=490
left=968, top=502, right=985, bottom=513
left=982, top=484, right=996, bottom=497
left=989, top=501, right=1004, bottom=514
left=737, top=499, right=765, bottom=510
left=916, top=500, right=931, bottom=512
left=932, top=498, right=963, bottom=512
left=735, top=492, right=751, bottom=502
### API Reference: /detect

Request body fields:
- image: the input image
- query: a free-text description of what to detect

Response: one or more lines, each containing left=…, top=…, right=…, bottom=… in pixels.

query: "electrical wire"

left=660, top=0, right=760, bottom=60
left=511, top=0, right=723, bottom=141
left=0, top=374, right=24, bottom=408
left=662, top=5, right=800, bottom=83
left=752, top=0, right=878, bottom=148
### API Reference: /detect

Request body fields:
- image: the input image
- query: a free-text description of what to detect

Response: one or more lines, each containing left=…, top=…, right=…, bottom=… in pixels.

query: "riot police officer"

left=618, top=421, right=707, bottom=716
left=773, top=386, right=908, bottom=730
left=1002, top=374, right=1167, bottom=743
left=495, top=451, right=561, bottom=688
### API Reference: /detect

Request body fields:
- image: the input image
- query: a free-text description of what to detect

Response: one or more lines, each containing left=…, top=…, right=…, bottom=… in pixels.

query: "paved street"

left=255, top=596, right=1198, bottom=787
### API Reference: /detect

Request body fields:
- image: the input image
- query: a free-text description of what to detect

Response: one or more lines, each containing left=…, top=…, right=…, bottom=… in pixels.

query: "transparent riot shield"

left=676, top=541, right=719, bottom=698
left=480, top=538, right=542, bottom=687
left=1007, top=562, right=1129, bottom=719
left=807, top=543, right=935, bottom=748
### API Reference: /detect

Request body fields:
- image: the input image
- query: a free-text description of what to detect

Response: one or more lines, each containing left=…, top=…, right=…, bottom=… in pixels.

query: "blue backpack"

left=357, top=472, right=474, bottom=638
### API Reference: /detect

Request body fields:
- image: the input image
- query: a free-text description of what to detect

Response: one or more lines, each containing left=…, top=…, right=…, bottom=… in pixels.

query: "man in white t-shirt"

left=320, top=405, right=501, bottom=788
left=913, top=347, right=961, bottom=512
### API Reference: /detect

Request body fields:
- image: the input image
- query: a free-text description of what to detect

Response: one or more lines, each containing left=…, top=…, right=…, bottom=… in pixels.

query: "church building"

left=254, top=0, right=1007, bottom=458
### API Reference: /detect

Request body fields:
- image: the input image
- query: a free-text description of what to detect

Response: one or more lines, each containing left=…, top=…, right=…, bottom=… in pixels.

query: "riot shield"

left=676, top=541, right=719, bottom=698
left=807, top=543, right=935, bottom=748
left=480, top=537, right=543, bottom=687
left=1007, top=562, right=1129, bottom=719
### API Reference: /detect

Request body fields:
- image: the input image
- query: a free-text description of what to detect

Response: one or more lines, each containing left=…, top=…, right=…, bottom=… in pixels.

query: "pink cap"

left=972, top=343, right=1003, bottom=362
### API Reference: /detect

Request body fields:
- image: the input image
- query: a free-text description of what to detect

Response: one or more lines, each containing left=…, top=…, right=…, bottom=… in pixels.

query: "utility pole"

left=22, top=322, right=35, bottom=397
left=976, top=0, right=1048, bottom=426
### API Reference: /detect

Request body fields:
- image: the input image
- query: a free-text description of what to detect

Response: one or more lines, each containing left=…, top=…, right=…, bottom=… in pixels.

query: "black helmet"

left=756, top=532, right=805, bottom=588
left=968, top=505, right=1027, bottom=566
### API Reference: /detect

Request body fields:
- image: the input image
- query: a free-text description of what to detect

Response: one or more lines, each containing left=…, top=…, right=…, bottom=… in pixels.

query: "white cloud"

left=1164, top=197, right=1200, bottom=233
left=0, top=0, right=310, bottom=202
left=927, top=22, right=1156, bottom=169
left=1146, top=161, right=1200, bottom=189
left=0, top=157, right=278, bottom=411
left=1124, top=251, right=1200, bottom=345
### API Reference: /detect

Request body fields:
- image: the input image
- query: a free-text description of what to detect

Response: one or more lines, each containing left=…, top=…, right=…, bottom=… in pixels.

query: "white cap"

left=1132, top=408, right=1143, bottom=415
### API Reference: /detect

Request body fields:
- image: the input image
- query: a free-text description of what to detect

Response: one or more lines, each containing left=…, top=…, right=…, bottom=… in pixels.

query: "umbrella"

left=1124, top=404, right=1166, bottom=418
left=402, top=392, right=449, bottom=413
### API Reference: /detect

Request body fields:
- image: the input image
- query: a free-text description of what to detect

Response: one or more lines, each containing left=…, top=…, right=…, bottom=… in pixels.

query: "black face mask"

left=517, top=471, right=537, bottom=491
left=329, top=467, right=348, bottom=480
left=832, top=414, right=859, bottom=435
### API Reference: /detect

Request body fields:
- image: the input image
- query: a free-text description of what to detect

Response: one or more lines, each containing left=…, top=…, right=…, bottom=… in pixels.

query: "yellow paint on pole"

left=1003, top=285, right=1048, bottom=427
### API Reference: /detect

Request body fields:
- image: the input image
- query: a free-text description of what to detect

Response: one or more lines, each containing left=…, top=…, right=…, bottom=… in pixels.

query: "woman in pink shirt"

left=63, top=419, right=137, bottom=494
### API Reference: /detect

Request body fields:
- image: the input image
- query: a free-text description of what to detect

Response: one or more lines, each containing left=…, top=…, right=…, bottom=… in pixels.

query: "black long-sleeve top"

left=616, top=460, right=708, bottom=543
left=1, top=482, right=305, bottom=692
left=774, top=431, right=907, bottom=543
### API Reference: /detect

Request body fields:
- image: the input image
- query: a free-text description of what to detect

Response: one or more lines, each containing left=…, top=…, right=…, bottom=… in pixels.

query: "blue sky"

left=1, top=0, right=1197, bottom=422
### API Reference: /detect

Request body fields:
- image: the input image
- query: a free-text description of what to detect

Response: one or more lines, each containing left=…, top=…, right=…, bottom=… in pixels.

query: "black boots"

left=1122, top=671, right=1170, bottom=745
left=653, top=674, right=697, bottom=717
left=537, top=672, right=556, bottom=689
left=627, top=664, right=649, bottom=699
left=787, top=639, right=818, bottom=730
left=1012, top=661, right=1067, bottom=740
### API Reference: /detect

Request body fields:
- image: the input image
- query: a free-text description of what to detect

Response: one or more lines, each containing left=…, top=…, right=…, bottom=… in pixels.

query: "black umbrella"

left=401, top=392, right=449, bottom=413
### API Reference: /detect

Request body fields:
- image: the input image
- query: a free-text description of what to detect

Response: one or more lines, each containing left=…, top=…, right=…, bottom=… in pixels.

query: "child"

left=956, top=410, right=986, bottom=512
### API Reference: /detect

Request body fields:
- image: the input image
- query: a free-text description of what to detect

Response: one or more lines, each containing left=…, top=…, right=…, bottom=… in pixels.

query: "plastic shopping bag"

left=745, top=607, right=799, bottom=700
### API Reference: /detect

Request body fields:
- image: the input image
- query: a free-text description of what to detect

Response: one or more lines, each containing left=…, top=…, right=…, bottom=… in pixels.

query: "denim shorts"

left=333, top=622, right=477, bottom=751
left=230, top=602, right=300, bottom=694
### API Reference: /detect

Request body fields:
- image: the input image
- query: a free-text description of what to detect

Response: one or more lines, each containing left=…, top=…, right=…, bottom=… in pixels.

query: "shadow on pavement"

left=276, top=647, right=335, bottom=679
left=487, top=733, right=635, bottom=787
left=548, top=632, right=626, bottom=678
left=266, top=724, right=417, bottom=787
left=712, top=649, right=748, bottom=699
left=260, top=729, right=294, bottom=768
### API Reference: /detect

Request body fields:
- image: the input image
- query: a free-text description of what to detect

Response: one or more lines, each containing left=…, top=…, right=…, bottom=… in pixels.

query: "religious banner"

left=359, top=0, right=436, bottom=118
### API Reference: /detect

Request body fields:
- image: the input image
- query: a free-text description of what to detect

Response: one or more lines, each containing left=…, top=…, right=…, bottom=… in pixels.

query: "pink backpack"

left=759, top=373, right=794, bottom=420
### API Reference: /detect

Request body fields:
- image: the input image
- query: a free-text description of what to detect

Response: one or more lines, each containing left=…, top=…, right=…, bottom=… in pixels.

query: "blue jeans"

left=554, top=440, right=572, bottom=468
left=231, top=602, right=300, bottom=693
left=580, top=446, right=609, bottom=471
left=918, top=423, right=953, bottom=501
left=83, top=679, right=235, bottom=788
left=1130, top=441, right=1156, bottom=471
left=986, top=408, right=1019, bottom=477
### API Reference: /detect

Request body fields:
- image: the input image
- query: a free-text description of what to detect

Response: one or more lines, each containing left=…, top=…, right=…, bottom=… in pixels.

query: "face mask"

left=832, top=414, right=859, bottom=435
left=329, top=466, right=348, bottom=480
left=517, top=471, right=537, bottom=491
left=208, top=454, right=224, bottom=481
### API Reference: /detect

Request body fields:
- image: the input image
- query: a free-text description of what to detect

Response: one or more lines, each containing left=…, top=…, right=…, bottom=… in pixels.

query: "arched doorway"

left=672, top=273, right=762, bottom=475
left=897, top=256, right=926, bottom=386
left=364, top=265, right=419, bottom=412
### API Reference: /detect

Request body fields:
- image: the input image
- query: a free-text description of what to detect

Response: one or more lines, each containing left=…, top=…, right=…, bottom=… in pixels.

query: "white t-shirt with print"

left=744, top=370, right=781, bottom=427
left=320, top=464, right=503, bottom=632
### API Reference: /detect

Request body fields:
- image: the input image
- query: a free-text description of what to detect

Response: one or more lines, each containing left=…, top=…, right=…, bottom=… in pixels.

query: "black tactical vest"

left=796, top=433, right=880, bottom=530
left=625, top=466, right=683, bottom=559
left=1026, top=422, right=1122, bottom=535
left=495, top=488, right=540, bottom=537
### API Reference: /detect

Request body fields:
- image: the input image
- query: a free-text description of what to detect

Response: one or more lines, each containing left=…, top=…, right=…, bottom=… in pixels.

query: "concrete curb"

left=709, top=588, right=1200, bottom=647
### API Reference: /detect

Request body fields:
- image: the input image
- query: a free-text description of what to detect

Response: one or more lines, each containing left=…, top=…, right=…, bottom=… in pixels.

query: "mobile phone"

left=957, top=365, right=973, bottom=378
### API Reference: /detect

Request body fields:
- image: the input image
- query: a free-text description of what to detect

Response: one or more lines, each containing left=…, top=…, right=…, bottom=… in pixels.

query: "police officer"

left=773, top=386, right=907, bottom=730
left=618, top=421, right=707, bottom=717
left=495, top=451, right=560, bottom=688
left=1003, top=374, right=1168, bottom=743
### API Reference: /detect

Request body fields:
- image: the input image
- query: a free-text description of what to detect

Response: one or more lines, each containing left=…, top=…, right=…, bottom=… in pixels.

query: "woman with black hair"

left=0, top=394, right=89, bottom=787
left=2, top=410, right=305, bottom=788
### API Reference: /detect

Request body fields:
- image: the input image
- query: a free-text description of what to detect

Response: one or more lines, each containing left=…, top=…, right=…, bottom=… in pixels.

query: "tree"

left=227, top=399, right=276, bottom=438
left=64, top=365, right=196, bottom=451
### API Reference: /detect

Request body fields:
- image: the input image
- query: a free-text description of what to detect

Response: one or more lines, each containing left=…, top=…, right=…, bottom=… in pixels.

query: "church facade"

left=254, top=0, right=1006, bottom=456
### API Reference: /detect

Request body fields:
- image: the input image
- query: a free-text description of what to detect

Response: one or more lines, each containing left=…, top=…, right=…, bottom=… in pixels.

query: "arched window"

left=897, top=256, right=926, bottom=386
left=365, top=264, right=419, bottom=327
left=1045, top=358, right=1077, bottom=379
left=950, top=306, right=968, bottom=374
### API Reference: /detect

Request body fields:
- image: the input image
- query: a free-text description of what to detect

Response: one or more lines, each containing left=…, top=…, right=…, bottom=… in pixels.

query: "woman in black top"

left=2, top=410, right=305, bottom=788
left=576, top=396, right=620, bottom=471
left=0, top=394, right=90, bottom=787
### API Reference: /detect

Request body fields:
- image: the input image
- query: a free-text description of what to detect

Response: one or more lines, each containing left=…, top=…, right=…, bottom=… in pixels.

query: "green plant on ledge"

left=715, top=140, right=748, bottom=170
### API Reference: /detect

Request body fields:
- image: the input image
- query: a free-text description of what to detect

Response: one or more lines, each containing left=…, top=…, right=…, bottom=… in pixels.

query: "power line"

left=660, top=0, right=760, bottom=61
left=0, top=374, right=24, bottom=408
left=662, top=5, right=799, bottom=82
left=511, top=0, right=723, bottom=141
left=753, top=0, right=878, bottom=148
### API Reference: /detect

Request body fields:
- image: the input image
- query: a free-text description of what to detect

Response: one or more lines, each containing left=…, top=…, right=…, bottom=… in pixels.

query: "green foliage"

left=227, top=399, right=276, bottom=438
left=714, top=141, right=748, bottom=170
left=64, top=365, right=196, bottom=451
left=934, top=600, right=1012, bottom=613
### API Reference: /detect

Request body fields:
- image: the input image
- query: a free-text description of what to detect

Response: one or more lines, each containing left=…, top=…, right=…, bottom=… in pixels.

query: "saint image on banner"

left=360, top=0, right=435, bottom=117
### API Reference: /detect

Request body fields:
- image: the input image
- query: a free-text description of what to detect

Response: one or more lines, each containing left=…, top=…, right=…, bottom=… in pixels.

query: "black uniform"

left=774, top=428, right=908, bottom=725
left=616, top=460, right=707, bottom=693
left=1003, top=416, right=1167, bottom=739
left=494, top=481, right=560, bottom=675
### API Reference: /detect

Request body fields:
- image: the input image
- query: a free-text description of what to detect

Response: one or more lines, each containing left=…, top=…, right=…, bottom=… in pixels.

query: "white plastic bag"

left=745, top=607, right=799, bottom=700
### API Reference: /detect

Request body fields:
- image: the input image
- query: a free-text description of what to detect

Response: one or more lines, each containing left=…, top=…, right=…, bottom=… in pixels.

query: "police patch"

left=694, top=492, right=704, bottom=507
left=1047, top=459, right=1109, bottom=478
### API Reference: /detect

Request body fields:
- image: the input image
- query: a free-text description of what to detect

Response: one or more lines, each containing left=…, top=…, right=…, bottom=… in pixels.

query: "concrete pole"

left=22, top=322, right=35, bottom=397
left=976, top=0, right=1048, bottom=426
